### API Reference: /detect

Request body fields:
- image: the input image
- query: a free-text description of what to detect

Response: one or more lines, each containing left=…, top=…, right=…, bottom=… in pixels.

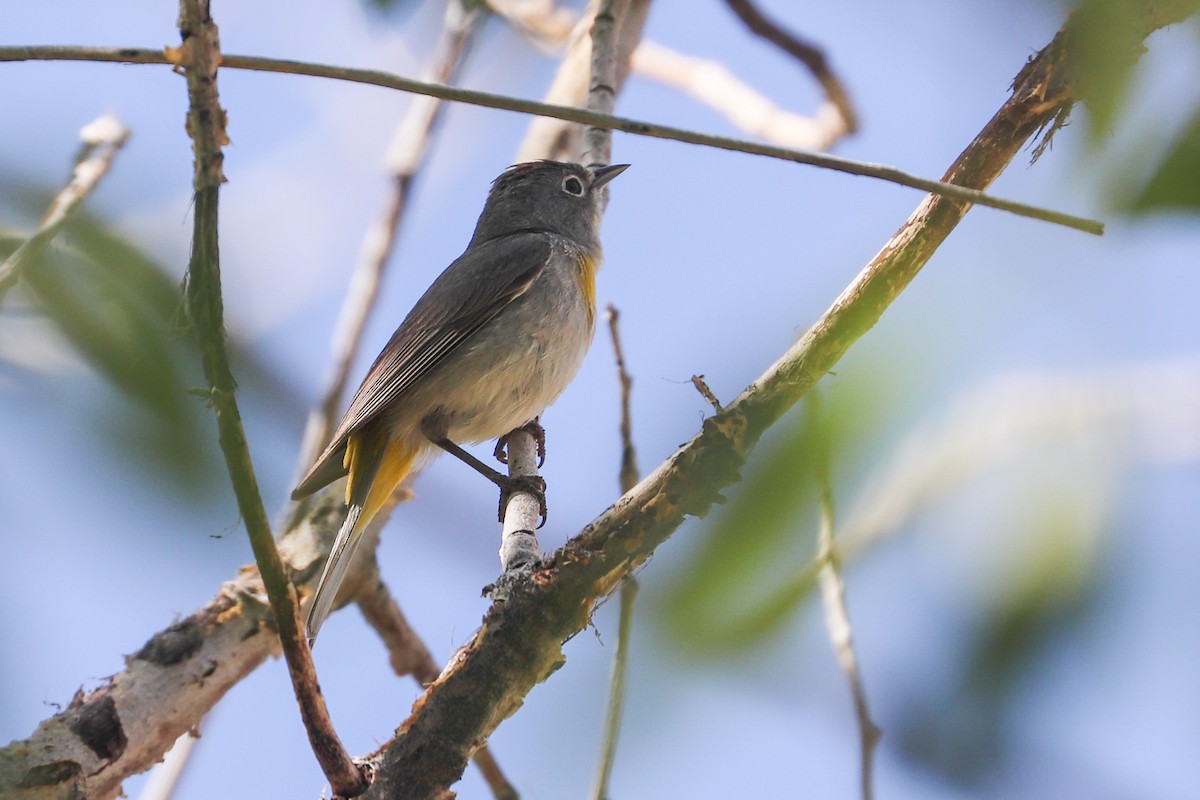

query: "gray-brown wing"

left=292, top=232, right=553, bottom=498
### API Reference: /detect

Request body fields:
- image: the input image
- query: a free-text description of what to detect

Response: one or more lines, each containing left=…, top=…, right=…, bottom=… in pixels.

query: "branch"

left=590, top=304, right=641, bottom=800
left=630, top=40, right=849, bottom=151
left=0, top=113, right=129, bottom=304
left=349, top=4, right=1189, bottom=797
left=723, top=0, right=858, bottom=133
left=606, top=305, right=640, bottom=494
left=491, top=0, right=854, bottom=152
left=0, top=45, right=1103, bottom=233
left=171, top=2, right=365, bottom=796
left=810, top=394, right=880, bottom=800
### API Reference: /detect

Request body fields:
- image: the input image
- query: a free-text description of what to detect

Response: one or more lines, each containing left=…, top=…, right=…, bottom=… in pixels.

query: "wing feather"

left=292, top=232, right=553, bottom=497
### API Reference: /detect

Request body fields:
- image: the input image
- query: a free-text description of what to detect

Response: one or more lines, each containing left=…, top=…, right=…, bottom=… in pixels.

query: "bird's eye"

left=562, top=176, right=585, bottom=196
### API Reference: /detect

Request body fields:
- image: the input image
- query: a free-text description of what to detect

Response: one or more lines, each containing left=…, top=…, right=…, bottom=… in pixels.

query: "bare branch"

left=0, top=113, right=129, bottom=303
left=492, top=1, right=852, bottom=151
left=631, top=40, right=849, bottom=150
left=606, top=305, right=640, bottom=494
left=723, top=0, right=858, bottom=133
left=172, top=2, right=365, bottom=795
left=810, top=394, right=880, bottom=800
left=590, top=306, right=642, bottom=800
left=0, top=45, right=1105, bottom=233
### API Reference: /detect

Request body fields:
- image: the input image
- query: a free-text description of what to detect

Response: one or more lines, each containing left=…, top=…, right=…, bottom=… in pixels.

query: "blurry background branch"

left=0, top=114, right=129, bottom=304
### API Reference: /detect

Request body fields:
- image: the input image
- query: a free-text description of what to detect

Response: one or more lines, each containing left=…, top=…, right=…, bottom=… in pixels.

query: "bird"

left=292, top=160, right=629, bottom=643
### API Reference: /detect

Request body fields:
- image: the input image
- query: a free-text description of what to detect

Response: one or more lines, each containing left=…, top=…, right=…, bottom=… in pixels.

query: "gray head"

left=469, top=161, right=629, bottom=249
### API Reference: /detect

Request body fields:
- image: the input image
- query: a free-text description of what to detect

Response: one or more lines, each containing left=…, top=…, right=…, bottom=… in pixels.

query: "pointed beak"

left=590, top=163, right=630, bottom=189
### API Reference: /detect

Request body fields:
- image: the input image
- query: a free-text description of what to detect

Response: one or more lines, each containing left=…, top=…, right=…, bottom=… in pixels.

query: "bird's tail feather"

left=305, top=432, right=417, bottom=644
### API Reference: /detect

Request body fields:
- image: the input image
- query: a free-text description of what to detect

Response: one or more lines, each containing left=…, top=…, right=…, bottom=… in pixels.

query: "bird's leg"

left=430, top=436, right=548, bottom=526
left=494, top=419, right=546, bottom=467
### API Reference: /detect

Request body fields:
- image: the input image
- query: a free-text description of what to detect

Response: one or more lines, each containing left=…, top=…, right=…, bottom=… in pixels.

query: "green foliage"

left=894, top=493, right=1102, bottom=784
left=0, top=184, right=222, bottom=491
left=1127, top=106, right=1200, bottom=213
left=657, top=378, right=886, bottom=655
left=1066, top=0, right=1200, bottom=215
left=1071, top=0, right=1147, bottom=142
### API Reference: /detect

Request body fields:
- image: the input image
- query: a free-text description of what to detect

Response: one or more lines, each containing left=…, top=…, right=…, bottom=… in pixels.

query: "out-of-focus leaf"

left=1070, top=0, right=1147, bottom=143
left=657, top=372, right=888, bottom=655
left=360, top=0, right=426, bottom=18
left=1127, top=106, right=1200, bottom=213
left=3, top=175, right=309, bottom=502
left=14, top=218, right=218, bottom=482
left=895, top=493, right=1102, bottom=785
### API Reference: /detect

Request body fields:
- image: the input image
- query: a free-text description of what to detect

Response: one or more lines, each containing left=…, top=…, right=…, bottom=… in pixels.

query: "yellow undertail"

left=306, top=432, right=418, bottom=643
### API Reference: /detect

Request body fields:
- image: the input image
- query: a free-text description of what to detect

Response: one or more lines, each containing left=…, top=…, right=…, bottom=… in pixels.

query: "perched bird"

left=292, top=160, right=629, bottom=643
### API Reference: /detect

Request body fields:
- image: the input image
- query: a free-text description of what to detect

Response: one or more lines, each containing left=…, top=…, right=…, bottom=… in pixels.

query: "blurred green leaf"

left=1, top=172, right=218, bottom=488
left=360, top=0, right=425, bottom=18
left=895, top=492, right=1102, bottom=785
left=1127, top=106, right=1200, bottom=213
left=657, top=373, right=889, bottom=655
left=1070, top=0, right=1147, bottom=143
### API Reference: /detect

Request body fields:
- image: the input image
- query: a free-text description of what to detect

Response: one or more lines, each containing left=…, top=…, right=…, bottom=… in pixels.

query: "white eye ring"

left=562, top=175, right=585, bottom=196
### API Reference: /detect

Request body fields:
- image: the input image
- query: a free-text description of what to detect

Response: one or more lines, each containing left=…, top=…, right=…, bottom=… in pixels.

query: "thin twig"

left=810, top=393, right=880, bottom=800
left=723, top=0, right=858, bottom=134
left=607, top=305, right=640, bottom=493
left=0, top=113, right=129, bottom=304
left=0, top=45, right=1104, bottom=234
left=631, top=40, right=849, bottom=151
left=171, top=4, right=366, bottom=796
left=690, top=374, right=724, bottom=414
left=491, top=1, right=852, bottom=151
left=590, top=576, right=639, bottom=800
left=591, top=303, right=641, bottom=800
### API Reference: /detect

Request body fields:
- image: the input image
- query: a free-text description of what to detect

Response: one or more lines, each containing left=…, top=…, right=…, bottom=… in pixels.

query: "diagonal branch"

left=0, top=45, right=1102, bottom=232
left=349, top=3, right=1194, bottom=797
left=723, top=0, right=858, bottom=134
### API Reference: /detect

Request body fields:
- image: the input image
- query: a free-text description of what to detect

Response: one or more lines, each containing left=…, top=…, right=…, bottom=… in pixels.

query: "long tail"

left=305, top=430, right=418, bottom=644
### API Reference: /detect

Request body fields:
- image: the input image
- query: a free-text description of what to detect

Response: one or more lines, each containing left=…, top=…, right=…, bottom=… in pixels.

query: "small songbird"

left=292, top=160, right=629, bottom=643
